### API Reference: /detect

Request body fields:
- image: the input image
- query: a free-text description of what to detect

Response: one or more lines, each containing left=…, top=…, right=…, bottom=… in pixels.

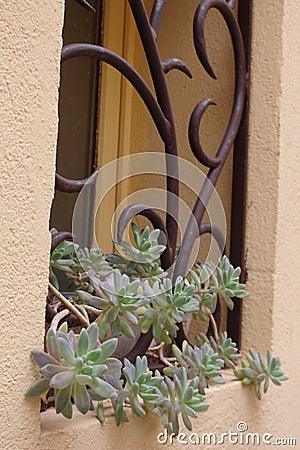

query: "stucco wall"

left=0, top=1, right=64, bottom=448
left=0, top=0, right=299, bottom=449
left=242, top=0, right=300, bottom=439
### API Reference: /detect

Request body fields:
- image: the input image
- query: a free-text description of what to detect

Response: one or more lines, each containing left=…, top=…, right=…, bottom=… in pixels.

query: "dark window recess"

left=50, top=0, right=102, bottom=245
left=227, top=0, right=252, bottom=347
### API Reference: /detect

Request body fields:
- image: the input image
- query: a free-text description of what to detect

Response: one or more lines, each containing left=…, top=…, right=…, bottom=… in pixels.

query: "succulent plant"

left=154, top=368, right=209, bottom=434
left=83, top=270, right=147, bottom=339
left=164, top=341, right=224, bottom=394
left=74, top=247, right=113, bottom=280
left=114, top=223, right=166, bottom=264
left=188, top=256, right=249, bottom=319
left=49, top=230, right=79, bottom=289
left=196, top=331, right=241, bottom=369
left=234, top=349, right=288, bottom=400
left=187, top=261, right=218, bottom=321
left=31, top=225, right=287, bottom=434
left=215, top=255, right=249, bottom=310
left=95, top=355, right=208, bottom=435
left=139, top=277, right=198, bottom=344
left=106, top=251, right=166, bottom=282
left=114, top=356, right=165, bottom=424
left=25, top=323, right=121, bottom=417
left=50, top=230, right=112, bottom=293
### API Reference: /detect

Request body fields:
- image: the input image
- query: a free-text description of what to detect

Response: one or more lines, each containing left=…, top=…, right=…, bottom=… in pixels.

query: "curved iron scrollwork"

left=52, top=0, right=247, bottom=359
left=173, top=0, right=246, bottom=282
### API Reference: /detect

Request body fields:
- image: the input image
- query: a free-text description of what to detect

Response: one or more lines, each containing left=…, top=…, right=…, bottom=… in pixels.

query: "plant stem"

left=159, top=344, right=174, bottom=367
left=149, top=342, right=164, bottom=352
left=200, top=288, right=216, bottom=294
left=81, top=304, right=104, bottom=316
left=76, top=304, right=90, bottom=324
left=209, top=313, right=219, bottom=341
left=50, top=308, right=70, bottom=330
left=49, top=283, right=89, bottom=327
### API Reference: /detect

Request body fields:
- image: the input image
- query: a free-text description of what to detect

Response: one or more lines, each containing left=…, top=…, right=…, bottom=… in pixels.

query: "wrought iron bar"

left=51, top=231, right=74, bottom=253
left=61, top=44, right=170, bottom=142
left=227, top=0, right=252, bottom=347
left=150, top=0, right=166, bottom=39
left=128, top=0, right=179, bottom=262
left=199, top=222, right=226, bottom=254
left=55, top=167, right=100, bottom=193
left=162, top=58, right=192, bottom=78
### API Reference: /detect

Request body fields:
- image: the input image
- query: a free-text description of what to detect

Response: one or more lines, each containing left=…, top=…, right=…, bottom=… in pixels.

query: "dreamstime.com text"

left=157, top=422, right=297, bottom=446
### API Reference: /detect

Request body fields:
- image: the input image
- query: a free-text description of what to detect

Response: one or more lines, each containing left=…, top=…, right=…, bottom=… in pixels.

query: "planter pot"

left=103, top=324, right=141, bottom=359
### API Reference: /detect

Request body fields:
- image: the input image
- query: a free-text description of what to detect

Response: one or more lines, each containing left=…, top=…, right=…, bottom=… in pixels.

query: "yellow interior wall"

left=95, top=0, right=127, bottom=252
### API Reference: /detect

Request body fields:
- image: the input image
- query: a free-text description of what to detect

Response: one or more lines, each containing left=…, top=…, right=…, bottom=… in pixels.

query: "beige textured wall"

left=242, top=0, right=300, bottom=439
left=242, top=1, right=283, bottom=353
left=0, top=1, right=64, bottom=448
left=273, top=0, right=300, bottom=424
left=0, top=0, right=299, bottom=449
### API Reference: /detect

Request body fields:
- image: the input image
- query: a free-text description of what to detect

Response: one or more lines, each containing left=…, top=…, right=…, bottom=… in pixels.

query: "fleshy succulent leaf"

left=55, top=385, right=72, bottom=414
left=74, top=382, right=90, bottom=414
left=57, top=338, right=76, bottom=366
left=77, top=328, right=89, bottom=357
left=25, top=378, right=50, bottom=398
left=50, top=370, right=75, bottom=389
left=234, top=349, right=288, bottom=399
left=31, top=350, right=60, bottom=368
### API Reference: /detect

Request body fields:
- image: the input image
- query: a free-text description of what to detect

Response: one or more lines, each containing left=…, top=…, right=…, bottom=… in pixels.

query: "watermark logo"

left=157, top=421, right=297, bottom=446
left=72, top=152, right=227, bottom=277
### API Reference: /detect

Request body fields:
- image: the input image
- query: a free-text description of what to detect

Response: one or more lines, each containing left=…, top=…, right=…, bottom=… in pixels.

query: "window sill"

left=40, top=372, right=261, bottom=449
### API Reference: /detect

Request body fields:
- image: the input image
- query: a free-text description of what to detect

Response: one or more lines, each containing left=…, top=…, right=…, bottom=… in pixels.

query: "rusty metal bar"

left=227, top=0, right=252, bottom=346
left=150, top=0, right=166, bottom=39
left=128, top=0, right=179, bottom=262
left=51, top=231, right=74, bottom=253
left=55, top=167, right=100, bottom=193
